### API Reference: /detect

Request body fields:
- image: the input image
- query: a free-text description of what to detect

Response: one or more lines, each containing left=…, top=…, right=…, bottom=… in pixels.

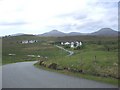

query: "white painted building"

left=64, top=42, right=70, bottom=45
left=61, top=42, right=64, bottom=45
left=21, top=40, right=29, bottom=44
left=29, top=40, right=37, bottom=43
left=21, top=40, right=38, bottom=44
left=71, top=42, right=74, bottom=48
left=60, top=41, right=83, bottom=49
left=76, top=41, right=80, bottom=47
left=80, top=41, right=82, bottom=46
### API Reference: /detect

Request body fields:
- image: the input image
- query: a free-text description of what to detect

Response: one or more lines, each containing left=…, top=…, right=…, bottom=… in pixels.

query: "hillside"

left=38, top=28, right=118, bottom=37
left=4, top=28, right=118, bottom=37
left=90, top=28, right=118, bottom=36
left=39, top=30, right=66, bottom=37
left=2, top=34, right=118, bottom=85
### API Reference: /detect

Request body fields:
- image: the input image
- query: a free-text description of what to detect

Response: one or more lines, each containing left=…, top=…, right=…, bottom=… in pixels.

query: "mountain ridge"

left=90, top=28, right=118, bottom=36
left=4, top=28, right=118, bottom=37
left=38, top=28, right=118, bottom=37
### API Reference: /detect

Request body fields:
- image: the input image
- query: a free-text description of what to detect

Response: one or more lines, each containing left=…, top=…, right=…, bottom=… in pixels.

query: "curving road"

left=55, top=45, right=74, bottom=56
left=2, top=61, right=118, bottom=88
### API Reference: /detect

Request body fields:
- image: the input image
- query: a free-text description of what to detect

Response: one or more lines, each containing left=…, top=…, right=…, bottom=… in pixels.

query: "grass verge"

left=34, top=62, right=118, bottom=86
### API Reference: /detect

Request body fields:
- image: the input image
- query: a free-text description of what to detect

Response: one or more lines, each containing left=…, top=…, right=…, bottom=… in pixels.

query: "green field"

left=2, top=35, right=61, bottom=64
left=2, top=35, right=119, bottom=85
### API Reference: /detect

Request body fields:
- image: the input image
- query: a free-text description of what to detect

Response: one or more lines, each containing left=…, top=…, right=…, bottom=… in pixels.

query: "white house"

left=80, top=41, right=82, bottom=46
left=71, top=42, right=74, bottom=48
left=29, top=40, right=36, bottom=43
left=64, top=42, right=70, bottom=45
left=60, top=41, right=83, bottom=49
left=21, top=40, right=29, bottom=44
left=61, top=42, right=64, bottom=45
left=76, top=41, right=80, bottom=47
left=21, top=40, right=38, bottom=44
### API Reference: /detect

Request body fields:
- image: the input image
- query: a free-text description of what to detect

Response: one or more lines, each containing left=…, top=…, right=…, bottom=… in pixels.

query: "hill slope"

left=91, top=28, right=118, bottom=36
left=40, top=30, right=66, bottom=37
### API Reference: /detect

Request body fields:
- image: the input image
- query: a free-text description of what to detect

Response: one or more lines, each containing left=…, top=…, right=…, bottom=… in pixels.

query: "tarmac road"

left=2, top=61, right=118, bottom=88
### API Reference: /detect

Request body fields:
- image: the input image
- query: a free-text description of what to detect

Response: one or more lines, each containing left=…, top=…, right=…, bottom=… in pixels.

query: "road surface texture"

left=0, top=66, right=2, bottom=89
left=2, top=61, right=118, bottom=88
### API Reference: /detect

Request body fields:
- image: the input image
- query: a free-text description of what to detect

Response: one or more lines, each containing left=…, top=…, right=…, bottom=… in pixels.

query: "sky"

left=0, top=0, right=119, bottom=36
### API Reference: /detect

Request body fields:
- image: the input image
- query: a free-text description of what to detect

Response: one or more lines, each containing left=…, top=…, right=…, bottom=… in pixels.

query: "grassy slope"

left=2, top=35, right=119, bottom=85
left=2, top=35, right=64, bottom=64
left=34, top=63, right=118, bottom=85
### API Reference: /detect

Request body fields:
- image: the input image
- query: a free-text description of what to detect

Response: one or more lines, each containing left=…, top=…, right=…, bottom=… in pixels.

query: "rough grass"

left=2, top=36, right=67, bottom=64
left=37, top=44, right=118, bottom=79
left=34, top=62, right=118, bottom=85
left=2, top=35, right=119, bottom=85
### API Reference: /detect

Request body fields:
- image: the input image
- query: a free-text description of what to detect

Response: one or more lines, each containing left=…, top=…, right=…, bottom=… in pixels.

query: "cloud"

left=0, top=22, right=27, bottom=26
left=51, top=0, right=118, bottom=33
left=0, top=0, right=119, bottom=35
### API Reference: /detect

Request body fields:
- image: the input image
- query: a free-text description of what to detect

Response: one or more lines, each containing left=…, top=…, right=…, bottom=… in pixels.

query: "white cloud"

left=0, top=0, right=118, bottom=35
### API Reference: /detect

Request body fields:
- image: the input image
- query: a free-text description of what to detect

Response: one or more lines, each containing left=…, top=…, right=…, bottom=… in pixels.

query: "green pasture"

left=2, top=35, right=119, bottom=85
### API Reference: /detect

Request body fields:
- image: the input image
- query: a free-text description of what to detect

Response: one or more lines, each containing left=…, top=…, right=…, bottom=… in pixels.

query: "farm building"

left=21, top=40, right=29, bottom=44
left=21, top=40, right=38, bottom=44
left=64, top=42, right=70, bottom=45
left=70, top=42, right=74, bottom=48
left=61, top=41, right=83, bottom=49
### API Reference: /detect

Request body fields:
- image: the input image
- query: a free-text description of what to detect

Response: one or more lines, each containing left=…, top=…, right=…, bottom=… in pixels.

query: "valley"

left=2, top=33, right=119, bottom=85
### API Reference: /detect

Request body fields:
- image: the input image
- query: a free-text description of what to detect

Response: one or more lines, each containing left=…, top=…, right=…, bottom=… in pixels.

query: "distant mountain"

left=9, top=33, right=35, bottom=37
left=39, top=30, right=66, bottom=37
left=38, top=28, right=118, bottom=37
left=90, top=28, right=118, bottom=36
left=67, top=32, right=82, bottom=36
left=11, top=33, right=25, bottom=36
left=39, top=30, right=89, bottom=37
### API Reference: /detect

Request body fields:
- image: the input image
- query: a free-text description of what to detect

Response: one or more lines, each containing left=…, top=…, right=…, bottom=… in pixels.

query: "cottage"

left=71, top=42, right=74, bottom=48
left=21, top=40, right=38, bottom=44
left=61, top=42, right=64, bottom=45
left=60, top=41, right=83, bottom=49
left=64, top=42, right=70, bottom=45
left=76, top=41, right=80, bottom=47
left=29, top=40, right=37, bottom=43
left=79, top=41, right=82, bottom=46
left=21, top=40, right=29, bottom=44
